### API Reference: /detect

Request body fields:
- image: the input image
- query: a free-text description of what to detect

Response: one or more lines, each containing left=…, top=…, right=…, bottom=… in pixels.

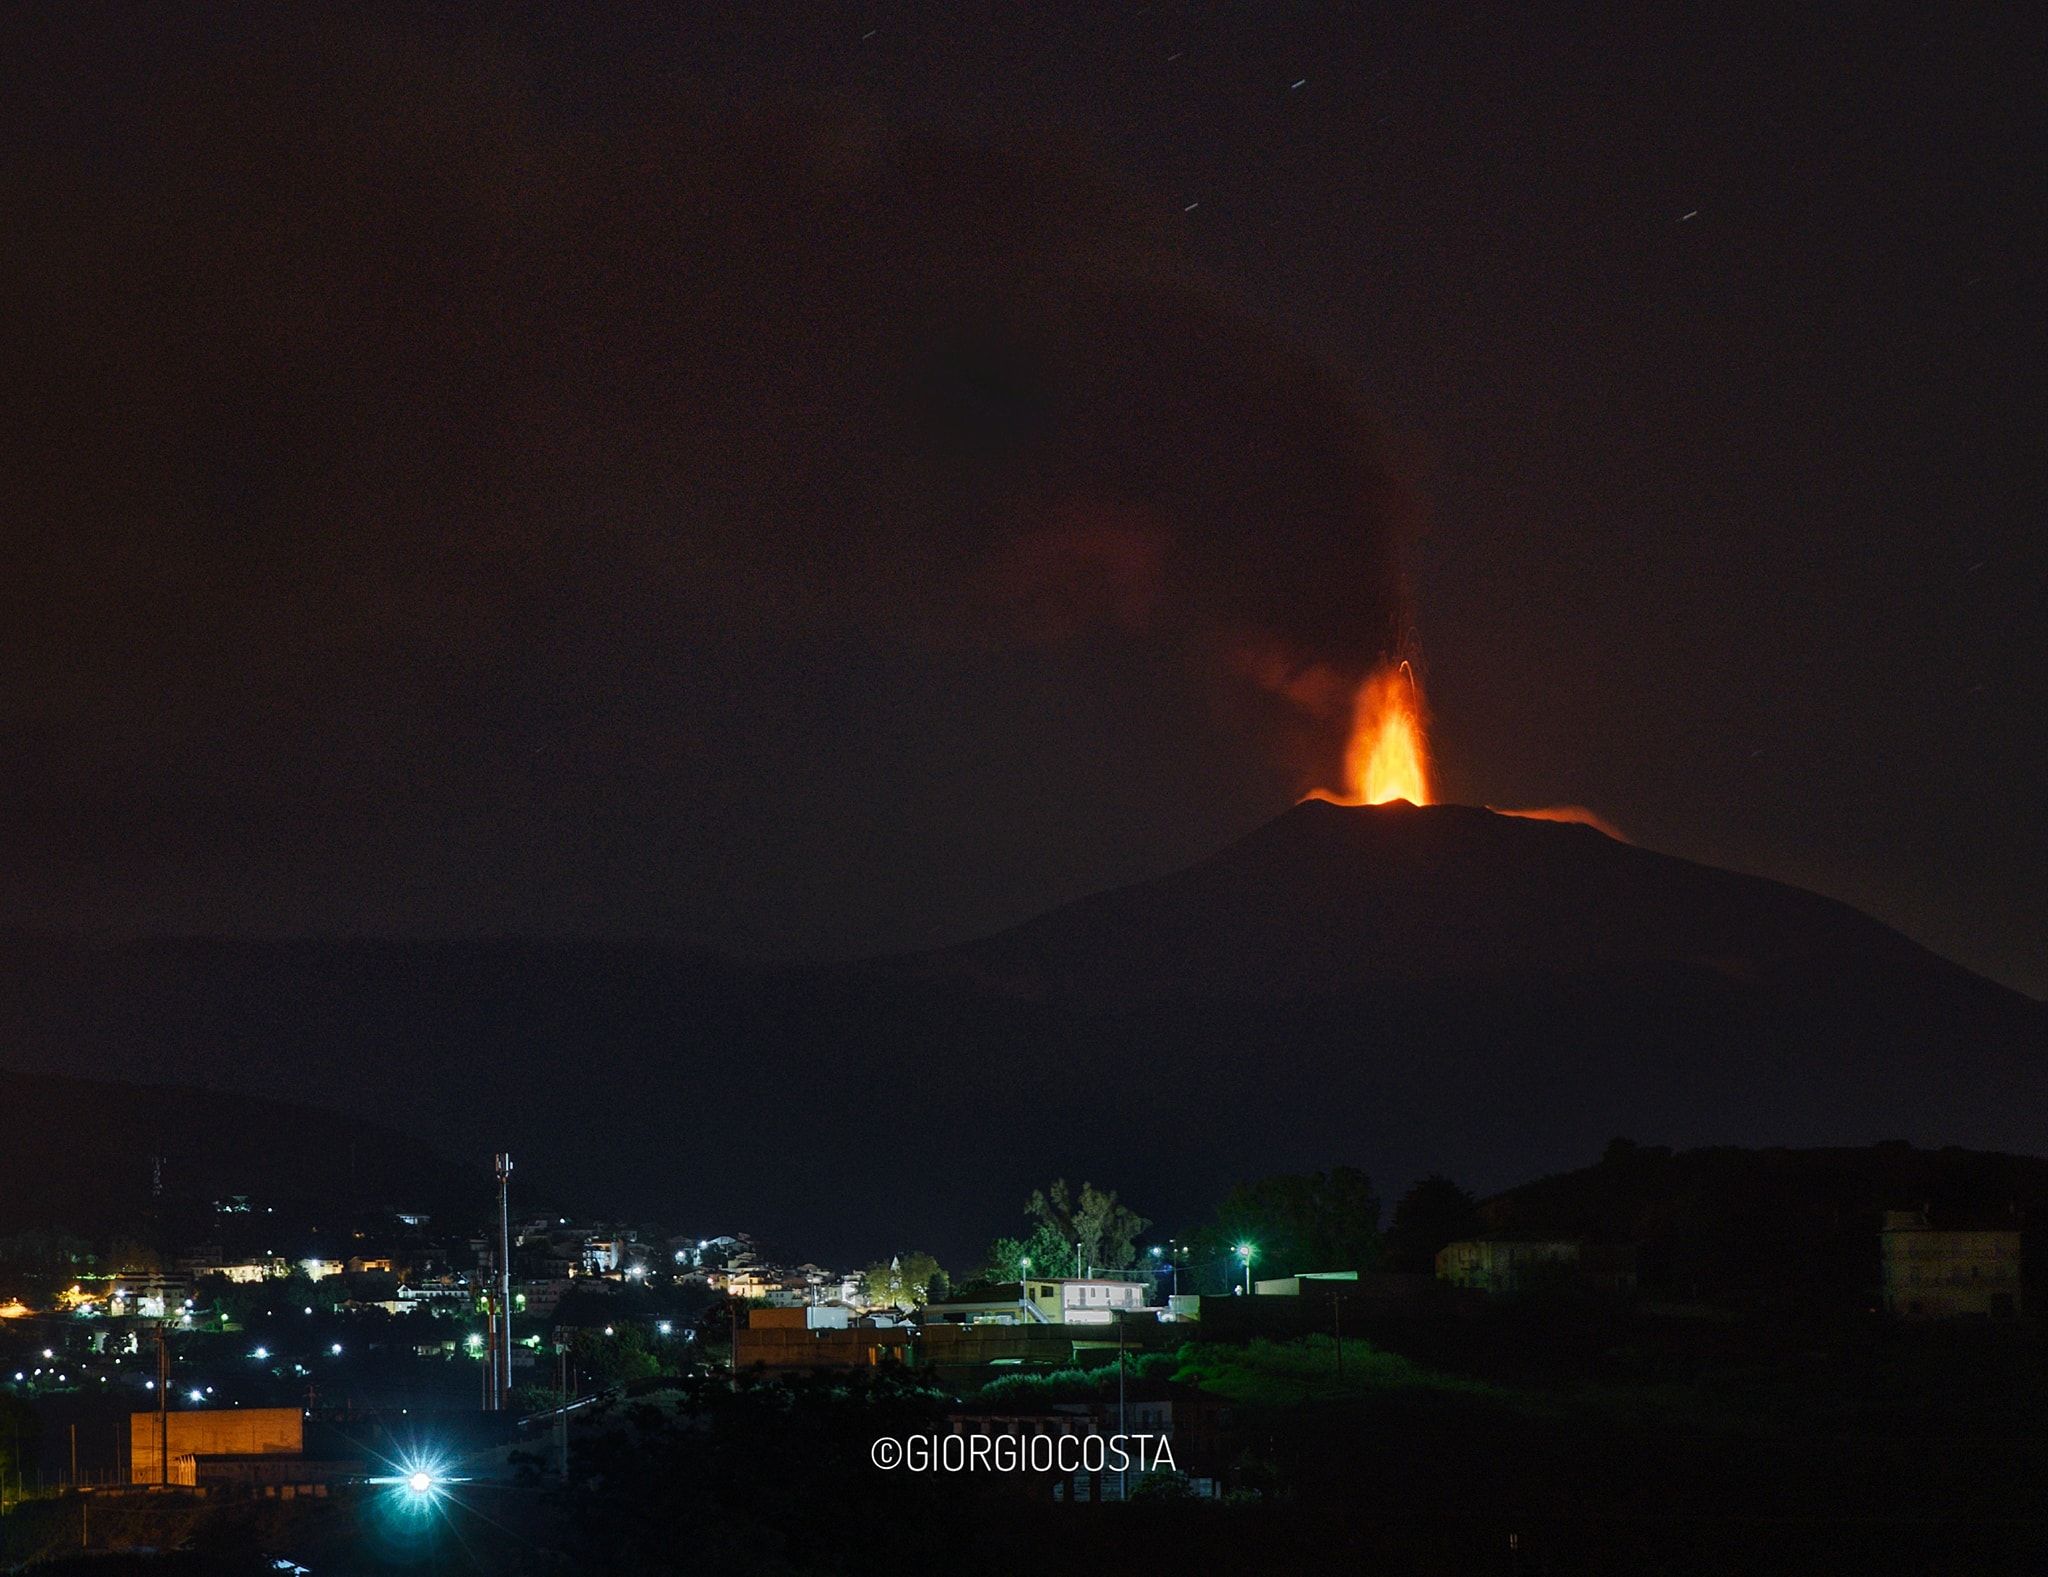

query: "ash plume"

left=0, top=17, right=1412, bottom=938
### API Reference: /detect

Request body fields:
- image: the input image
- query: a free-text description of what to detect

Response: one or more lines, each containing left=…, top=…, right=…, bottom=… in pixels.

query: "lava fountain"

left=1292, top=654, right=1623, bottom=837
left=1303, top=659, right=1432, bottom=807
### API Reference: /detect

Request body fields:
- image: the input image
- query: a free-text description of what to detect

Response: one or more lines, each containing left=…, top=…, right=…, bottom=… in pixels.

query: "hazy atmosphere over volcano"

left=8, top=14, right=2048, bottom=1572
left=4, top=2, right=2042, bottom=1000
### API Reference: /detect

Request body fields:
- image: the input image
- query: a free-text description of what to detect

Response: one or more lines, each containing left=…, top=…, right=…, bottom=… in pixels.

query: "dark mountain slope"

left=0, top=805, right=2040, bottom=1264
left=1476, top=1139, right=2048, bottom=1306
left=898, top=801, right=2032, bottom=1020
left=0, top=1064, right=491, bottom=1238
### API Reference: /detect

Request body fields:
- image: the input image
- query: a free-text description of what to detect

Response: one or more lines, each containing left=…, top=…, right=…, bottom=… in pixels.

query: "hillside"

left=895, top=801, right=2034, bottom=1018
left=0, top=1065, right=492, bottom=1239
left=1478, top=1138, right=2048, bottom=1305
left=0, top=805, right=2041, bottom=1263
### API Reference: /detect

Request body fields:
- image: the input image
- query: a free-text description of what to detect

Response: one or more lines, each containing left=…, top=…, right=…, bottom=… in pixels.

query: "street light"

left=371, top=1458, right=461, bottom=1507
left=1148, top=1242, right=1179, bottom=1301
left=1019, top=1255, right=1032, bottom=1312
left=1236, top=1242, right=1256, bottom=1295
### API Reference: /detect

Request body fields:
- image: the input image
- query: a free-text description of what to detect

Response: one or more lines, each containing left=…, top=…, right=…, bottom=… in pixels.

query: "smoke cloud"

left=0, top=19, right=1413, bottom=942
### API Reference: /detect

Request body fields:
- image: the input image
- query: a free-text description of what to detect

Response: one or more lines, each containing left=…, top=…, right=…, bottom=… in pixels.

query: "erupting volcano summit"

left=1303, top=659, right=1433, bottom=808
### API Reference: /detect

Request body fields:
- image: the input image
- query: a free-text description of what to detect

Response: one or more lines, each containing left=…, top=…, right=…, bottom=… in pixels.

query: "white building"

left=1024, top=1276, right=1156, bottom=1326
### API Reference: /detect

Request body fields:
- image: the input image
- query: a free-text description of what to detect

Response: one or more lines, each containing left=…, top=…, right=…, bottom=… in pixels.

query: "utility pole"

left=68, top=1423, right=77, bottom=1488
left=1116, top=1315, right=1127, bottom=1501
left=481, top=1309, right=495, bottom=1411
left=556, top=1345, right=569, bottom=1480
left=155, top=1323, right=169, bottom=1486
left=495, top=1153, right=515, bottom=1413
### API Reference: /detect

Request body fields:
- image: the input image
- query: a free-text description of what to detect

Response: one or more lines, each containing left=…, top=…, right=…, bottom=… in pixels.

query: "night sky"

left=5, top=3, right=2042, bottom=995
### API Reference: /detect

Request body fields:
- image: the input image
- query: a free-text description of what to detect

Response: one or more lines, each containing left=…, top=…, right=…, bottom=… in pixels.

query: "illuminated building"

left=1881, top=1210, right=2022, bottom=1319
left=1022, top=1276, right=1156, bottom=1326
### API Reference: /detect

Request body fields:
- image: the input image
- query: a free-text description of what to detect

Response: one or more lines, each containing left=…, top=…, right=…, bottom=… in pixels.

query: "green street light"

left=1236, top=1242, right=1256, bottom=1295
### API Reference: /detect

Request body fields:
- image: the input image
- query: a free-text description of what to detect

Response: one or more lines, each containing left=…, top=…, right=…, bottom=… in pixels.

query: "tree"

left=200, top=1267, right=341, bottom=1329
left=0, top=1392, right=33, bottom=1492
left=1202, top=1167, right=1381, bottom=1288
left=0, top=1231, right=93, bottom=1274
left=1024, top=1180, right=1151, bottom=1274
left=564, top=1323, right=661, bottom=1388
left=106, top=1237, right=164, bottom=1275
left=1383, top=1175, right=1481, bottom=1273
left=862, top=1253, right=946, bottom=1310
left=979, top=1223, right=1073, bottom=1284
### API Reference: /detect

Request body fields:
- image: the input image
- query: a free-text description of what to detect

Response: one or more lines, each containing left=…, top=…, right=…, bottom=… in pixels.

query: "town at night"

left=2, top=4, right=2042, bottom=1573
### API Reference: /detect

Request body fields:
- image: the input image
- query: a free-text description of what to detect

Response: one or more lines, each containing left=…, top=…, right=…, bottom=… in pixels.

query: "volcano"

left=894, top=799, right=2031, bottom=1013
left=0, top=803, right=2041, bottom=1263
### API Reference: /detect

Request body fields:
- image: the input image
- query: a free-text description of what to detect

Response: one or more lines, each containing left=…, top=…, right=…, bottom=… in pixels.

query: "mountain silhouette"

left=895, top=800, right=2026, bottom=1009
left=1, top=805, right=2040, bottom=1263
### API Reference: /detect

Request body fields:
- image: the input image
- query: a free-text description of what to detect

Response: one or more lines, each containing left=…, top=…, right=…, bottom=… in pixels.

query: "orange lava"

left=1303, top=660, right=1433, bottom=807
